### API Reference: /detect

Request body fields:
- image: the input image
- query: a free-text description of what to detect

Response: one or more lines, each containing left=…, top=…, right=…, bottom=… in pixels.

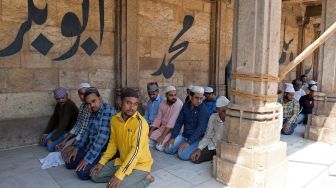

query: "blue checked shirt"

left=75, top=102, right=116, bottom=164
left=69, top=103, right=91, bottom=141
left=144, top=95, right=164, bottom=125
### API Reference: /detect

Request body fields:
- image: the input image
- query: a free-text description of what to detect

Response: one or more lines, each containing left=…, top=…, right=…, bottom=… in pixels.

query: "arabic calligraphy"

left=152, top=15, right=194, bottom=79
left=0, top=0, right=105, bottom=60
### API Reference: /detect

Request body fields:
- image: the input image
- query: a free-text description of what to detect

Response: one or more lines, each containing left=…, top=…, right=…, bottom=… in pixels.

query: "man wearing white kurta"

left=190, top=96, right=229, bottom=164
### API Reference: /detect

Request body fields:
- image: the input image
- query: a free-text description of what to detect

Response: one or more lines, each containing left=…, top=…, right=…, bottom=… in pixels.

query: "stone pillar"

left=305, top=0, right=336, bottom=144
left=213, top=1, right=288, bottom=188
left=114, top=0, right=140, bottom=109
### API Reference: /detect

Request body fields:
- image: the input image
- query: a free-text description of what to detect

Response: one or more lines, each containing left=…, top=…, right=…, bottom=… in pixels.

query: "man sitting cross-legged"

left=164, top=86, right=211, bottom=161
left=191, top=96, right=229, bottom=164
left=65, top=87, right=116, bottom=180
left=39, top=87, right=78, bottom=152
left=148, top=85, right=183, bottom=151
left=90, top=88, right=154, bottom=188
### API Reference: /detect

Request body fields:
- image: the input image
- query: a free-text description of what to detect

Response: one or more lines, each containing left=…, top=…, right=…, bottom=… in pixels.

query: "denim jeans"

left=297, top=113, right=308, bottom=125
left=164, top=135, right=200, bottom=160
left=281, top=118, right=297, bottom=135
left=43, top=130, right=68, bottom=152
left=65, top=147, right=100, bottom=180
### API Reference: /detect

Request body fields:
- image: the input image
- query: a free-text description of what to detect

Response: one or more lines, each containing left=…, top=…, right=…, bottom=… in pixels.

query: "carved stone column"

left=213, top=1, right=288, bottom=187
left=305, top=0, right=336, bottom=144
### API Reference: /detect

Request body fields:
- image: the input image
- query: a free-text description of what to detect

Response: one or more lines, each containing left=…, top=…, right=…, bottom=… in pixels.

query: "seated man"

left=165, top=86, right=210, bottom=160
left=55, top=83, right=91, bottom=159
left=191, top=96, right=229, bottom=164
left=65, top=87, right=116, bottom=180
left=144, top=82, right=164, bottom=126
left=292, top=79, right=306, bottom=101
left=203, top=86, right=218, bottom=114
left=39, top=87, right=78, bottom=152
left=90, top=88, right=154, bottom=187
left=278, top=84, right=300, bottom=135
left=297, top=85, right=317, bottom=125
left=149, top=86, right=183, bottom=151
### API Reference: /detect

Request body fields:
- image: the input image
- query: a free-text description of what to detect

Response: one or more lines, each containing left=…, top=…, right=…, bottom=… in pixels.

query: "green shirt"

left=44, top=99, right=79, bottom=141
left=278, top=98, right=300, bottom=124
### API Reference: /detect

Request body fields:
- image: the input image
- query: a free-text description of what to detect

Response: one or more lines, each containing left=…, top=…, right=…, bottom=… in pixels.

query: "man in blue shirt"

left=203, top=86, right=218, bottom=114
left=65, top=87, right=116, bottom=180
left=165, top=86, right=210, bottom=161
left=144, top=82, right=164, bottom=126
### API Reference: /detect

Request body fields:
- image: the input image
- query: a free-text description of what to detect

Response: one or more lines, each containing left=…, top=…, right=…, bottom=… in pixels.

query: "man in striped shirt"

left=90, top=88, right=154, bottom=188
left=65, top=87, right=116, bottom=180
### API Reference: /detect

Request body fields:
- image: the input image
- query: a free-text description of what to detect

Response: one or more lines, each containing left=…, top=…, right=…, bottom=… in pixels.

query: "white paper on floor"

left=39, top=152, right=65, bottom=169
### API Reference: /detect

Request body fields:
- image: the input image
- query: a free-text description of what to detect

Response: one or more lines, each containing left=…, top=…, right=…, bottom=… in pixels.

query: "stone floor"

left=0, top=125, right=335, bottom=188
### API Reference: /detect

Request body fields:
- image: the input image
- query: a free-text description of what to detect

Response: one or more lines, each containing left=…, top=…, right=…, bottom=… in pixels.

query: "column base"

left=306, top=115, right=336, bottom=144
left=213, top=142, right=288, bottom=188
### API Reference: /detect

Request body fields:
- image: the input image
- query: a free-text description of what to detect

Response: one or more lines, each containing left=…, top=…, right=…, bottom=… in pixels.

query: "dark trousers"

left=192, top=147, right=216, bottom=164
left=65, top=147, right=100, bottom=180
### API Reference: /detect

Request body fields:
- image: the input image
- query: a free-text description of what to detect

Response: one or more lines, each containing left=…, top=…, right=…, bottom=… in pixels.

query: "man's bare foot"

left=146, top=173, right=155, bottom=183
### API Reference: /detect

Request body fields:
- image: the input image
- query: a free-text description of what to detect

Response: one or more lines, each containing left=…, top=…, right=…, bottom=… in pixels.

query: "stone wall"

left=280, top=3, right=317, bottom=84
left=0, top=0, right=115, bottom=149
left=138, top=0, right=212, bottom=101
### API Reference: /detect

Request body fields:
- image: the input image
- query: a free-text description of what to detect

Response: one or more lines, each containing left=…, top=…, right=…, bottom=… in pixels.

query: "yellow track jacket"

left=99, top=111, right=153, bottom=180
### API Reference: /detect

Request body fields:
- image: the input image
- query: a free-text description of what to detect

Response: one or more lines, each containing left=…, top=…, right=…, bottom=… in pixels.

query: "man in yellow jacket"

left=90, top=88, right=154, bottom=188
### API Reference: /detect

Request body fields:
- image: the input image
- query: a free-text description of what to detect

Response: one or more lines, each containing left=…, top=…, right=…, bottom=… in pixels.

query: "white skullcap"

left=164, top=86, right=176, bottom=93
left=191, top=86, right=204, bottom=94
left=79, top=83, right=91, bottom=89
left=216, top=96, right=230, bottom=107
left=204, top=87, right=214, bottom=93
left=309, top=85, right=317, bottom=91
left=187, top=84, right=193, bottom=90
left=284, top=84, right=295, bottom=93
left=309, top=80, right=317, bottom=85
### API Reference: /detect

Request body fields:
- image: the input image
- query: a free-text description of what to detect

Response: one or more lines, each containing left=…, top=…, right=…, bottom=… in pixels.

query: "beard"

left=167, top=98, right=177, bottom=104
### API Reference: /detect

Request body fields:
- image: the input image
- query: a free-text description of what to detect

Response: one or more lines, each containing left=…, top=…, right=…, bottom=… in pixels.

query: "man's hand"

left=156, top=135, right=165, bottom=145
left=56, top=140, right=66, bottom=151
left=165, top=138, right=174, bottom=148
left=66, top=150, right=77, bottom=163
left=90, top=163, right=104, bottom=177
left=76, top=160, right=88, bottom=172
left=39, top=134, right=48, bottom=145
left=191, top=149, right=201, bottom=162
left=61, top=146, right=74, bottom=160
left=148, top=127, right=156, bottom=137
left=47, top=140, right=53, bottom=145
left=178, top=142, right=189, bottom=152
left=106, top=175, right=121, bottom=188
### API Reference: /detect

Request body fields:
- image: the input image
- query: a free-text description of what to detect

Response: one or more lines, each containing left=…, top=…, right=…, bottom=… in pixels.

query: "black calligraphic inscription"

left=279, top=17, right=295, bottom=64
left=0, top=0, right=47, bottom=57
left=31, top=34, right=54, bottom=55
left=53, top=0, right=90, bottom=61
left=99, top=0, right=105, bottom=45
left=225, top=55, right=232, bottom=98
left=81, top=37, right=98, bottom=56
left=152, top=15, right=194, bottom=79
left=279, top=38, right=294, bottom=64
left=305, top=63, right=313, bottom=75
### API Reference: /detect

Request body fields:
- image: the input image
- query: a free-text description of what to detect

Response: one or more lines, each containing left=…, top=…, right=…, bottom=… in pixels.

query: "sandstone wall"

left=0, top=0, right=115, bottom=121
left=0, top=0, right=115, bottom=149
left=138, top=0, right=212, bottom=101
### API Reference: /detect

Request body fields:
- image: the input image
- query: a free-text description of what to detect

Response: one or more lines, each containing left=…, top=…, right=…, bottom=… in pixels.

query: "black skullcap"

left=121, top=88, right=139, bottom=99
left=84, top=87, right=100, bottom=99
